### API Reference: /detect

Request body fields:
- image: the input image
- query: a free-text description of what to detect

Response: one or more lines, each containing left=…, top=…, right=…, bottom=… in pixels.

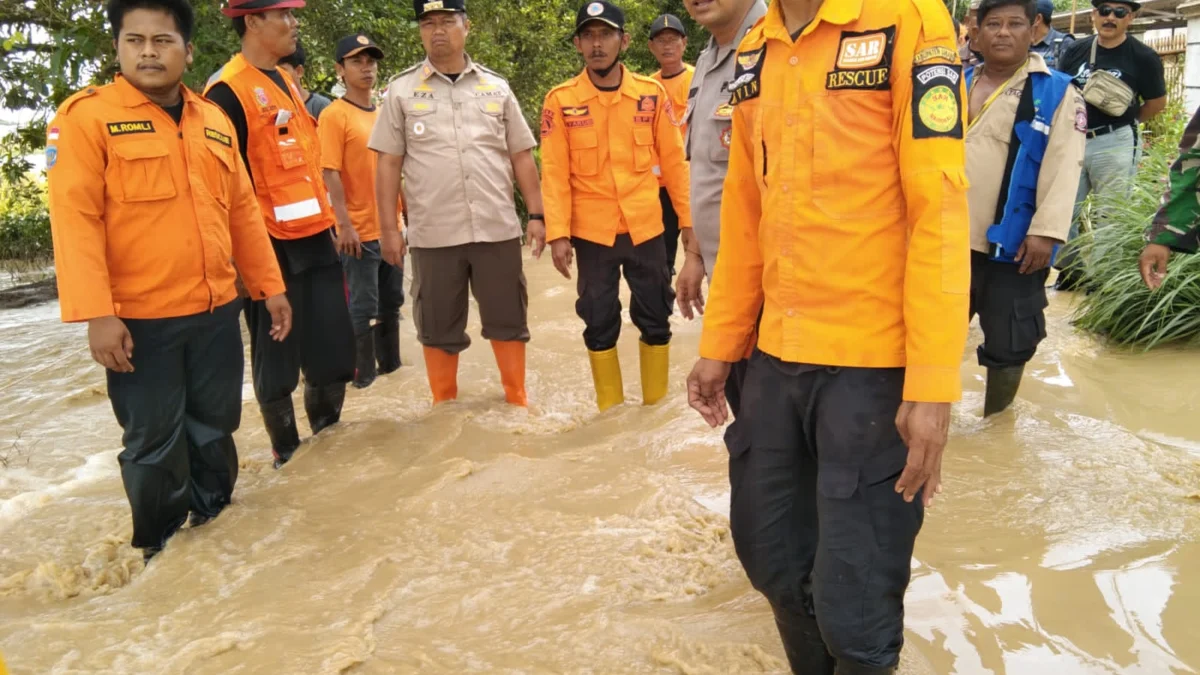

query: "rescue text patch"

left=729, top=45, right=766, bottom=105
left=205, top=128, right=232, bottom=147
left=825, top=27, right=895, bottom=92
left=911, top=63, right=963, bottom=139
left=107, top=121, right=155, bottom=136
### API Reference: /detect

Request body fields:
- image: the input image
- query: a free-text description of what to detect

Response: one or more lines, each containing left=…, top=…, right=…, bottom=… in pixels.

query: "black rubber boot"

left=1055, top=267, right=1085, bottom=292
left=353, top=332, right=377, bottom=389
left=375, top=319, right=402, bottom=375
left=188, top=512, right=213, bottom=528
left=260, top=397, right=301, bottom=469
left=304, top=382, right=346, bottom=436
left=142, top=546, right=163, bottom=564
left=984, top=365, right=1025, bottom=417
left=773, top=605, right=836, bottom=675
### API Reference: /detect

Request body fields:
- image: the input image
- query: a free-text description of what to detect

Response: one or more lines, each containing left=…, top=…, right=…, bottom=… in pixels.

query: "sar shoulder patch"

left=911, top=63, right=963, bottom=139
left=826, top=27, right=896, bottom=92
left=540, top=107, right=555, bottom=138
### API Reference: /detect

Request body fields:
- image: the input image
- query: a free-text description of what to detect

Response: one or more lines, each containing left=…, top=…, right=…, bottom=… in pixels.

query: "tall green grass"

left=1067, top=104, right=1200, bottom=349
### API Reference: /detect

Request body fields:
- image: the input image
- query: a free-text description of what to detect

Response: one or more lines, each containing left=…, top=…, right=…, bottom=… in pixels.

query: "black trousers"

left=969, top=251, right=1050, bottom=368
left=727, top=351, right=922, bottom=670
left=107, top=300, right=244, bottom=551
left=245, top=260, right=355, bottom=405
left=573, top=234, right=674, bottom=352
left=659, top=187, right=681, bottom=275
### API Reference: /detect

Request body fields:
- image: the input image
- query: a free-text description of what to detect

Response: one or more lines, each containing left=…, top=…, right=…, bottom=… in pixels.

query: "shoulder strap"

left=1089, top=35, right=1099, bottom=67
left=993, top=75, right=1039, bottom=224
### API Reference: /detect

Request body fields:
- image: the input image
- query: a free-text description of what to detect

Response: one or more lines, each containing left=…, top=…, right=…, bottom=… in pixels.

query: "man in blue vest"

left=965, top=0, right=1086, bottom=416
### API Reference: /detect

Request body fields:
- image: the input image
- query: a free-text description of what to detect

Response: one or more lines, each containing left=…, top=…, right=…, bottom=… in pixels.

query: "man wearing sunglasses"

left=1054, top=0, right=1165, bottom=290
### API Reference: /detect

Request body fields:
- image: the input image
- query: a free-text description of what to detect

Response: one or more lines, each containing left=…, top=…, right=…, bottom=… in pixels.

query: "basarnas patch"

left=729, top=45, right=766, bottom=105
left=911, top=63, right=963, bottom=139
left=540, top=108, right=555, bottom=138
left=45, top=146, right=57, bottom=169
left=826, top=26, right=896, bottom=92
left=638, top=95, right=658, bottom=113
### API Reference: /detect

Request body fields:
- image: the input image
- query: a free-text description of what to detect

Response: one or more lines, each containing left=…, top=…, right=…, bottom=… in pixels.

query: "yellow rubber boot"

left=587, top=347, right=625, bottom=412
left=423, top=346, right=459, bottom=404
left=639, top=341, right=670, bottom=405
left=490, top=340, right=528, bottom=407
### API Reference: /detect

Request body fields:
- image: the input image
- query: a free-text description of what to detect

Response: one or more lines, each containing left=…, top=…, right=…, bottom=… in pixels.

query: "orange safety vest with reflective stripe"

left=204, top=53, right=334, bottom=240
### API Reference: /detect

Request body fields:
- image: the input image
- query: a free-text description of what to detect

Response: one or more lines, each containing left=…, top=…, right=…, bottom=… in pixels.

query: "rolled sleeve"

left=505, top=93, right=537, bottom=154
left=1028, top=90, right=1086, bottom=242
left=317, top=106, right=345, bottom=172
left=368, top=89, right=407, bottom=157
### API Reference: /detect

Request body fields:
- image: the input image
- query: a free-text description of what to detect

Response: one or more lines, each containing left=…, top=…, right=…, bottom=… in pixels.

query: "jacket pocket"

left=205, top=143, right=237, bottom=209
left=569, top=129, right=599, bottom=176
left=111, top=142, right=176, bottom=203
left=405, top=101, right=438, bottom=142
left=633, top=127, right=655, bottom=173
left=811, top=91, right=902, bottom=220
left=1010, top=292, right=1049, bottom=355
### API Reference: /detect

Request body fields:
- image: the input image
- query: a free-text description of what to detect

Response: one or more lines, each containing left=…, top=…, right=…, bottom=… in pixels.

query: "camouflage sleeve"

left=1148, top=108, right=1200, bottom=253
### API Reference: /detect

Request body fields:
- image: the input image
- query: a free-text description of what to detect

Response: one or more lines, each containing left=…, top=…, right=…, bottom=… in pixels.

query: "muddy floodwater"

left=1, top=257, right=1199, bottom=674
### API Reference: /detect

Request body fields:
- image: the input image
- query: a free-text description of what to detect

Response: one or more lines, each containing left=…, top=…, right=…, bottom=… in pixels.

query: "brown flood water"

left=1, top=258, right=1199, bottom=674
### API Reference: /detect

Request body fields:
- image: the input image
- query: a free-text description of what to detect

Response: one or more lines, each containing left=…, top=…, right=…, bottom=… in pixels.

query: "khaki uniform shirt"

left=966, top=54, right=1086, bottom=254
left=369, top=57, right=537, bottom=249
left=684, top=0, right=768, bottom=279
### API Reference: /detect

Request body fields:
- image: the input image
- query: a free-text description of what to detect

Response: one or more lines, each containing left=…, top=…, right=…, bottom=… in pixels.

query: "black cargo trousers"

left=106, top=300, right=244, bottom=552
left=573, top=234, right=675, bottom=351
left=726, top=350, right=923, bottom=674
left=969, top=251, right=1050, bottom=368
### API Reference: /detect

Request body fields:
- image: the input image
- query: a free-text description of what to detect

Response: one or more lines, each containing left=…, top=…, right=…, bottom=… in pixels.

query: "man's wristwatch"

left=527, top=213, right=544, bottom=221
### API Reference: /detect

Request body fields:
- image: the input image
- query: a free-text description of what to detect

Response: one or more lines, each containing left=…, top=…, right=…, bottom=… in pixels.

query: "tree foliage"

left=1, top=0, right=707, bottom=180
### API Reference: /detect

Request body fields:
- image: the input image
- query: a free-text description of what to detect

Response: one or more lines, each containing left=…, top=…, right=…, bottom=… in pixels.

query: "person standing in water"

left=47, top=0, right=291, bottom=562
left=370, top=0, right=545, bottom=407
left=319, top=33, right=406, bottom=389
left=674, top=0, right=768, bottom=419
left=647, top=13, right=694, bottom=276
left=205, top=0, right=356, bottom=469
left=965, top=0, right=1085, bottom=416
left=541, top=0, right=693, bottom=412
left=687, top=0, right=970, bottom=671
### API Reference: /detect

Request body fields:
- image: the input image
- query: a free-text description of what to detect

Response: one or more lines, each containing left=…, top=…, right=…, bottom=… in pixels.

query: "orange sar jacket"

left=539, top=67, right=691, bottom=247
left=700, top=0, right=971, bottom=403
left=46, top=76, right=285, bottom=323
left=204, top=53, right=335, bottom=240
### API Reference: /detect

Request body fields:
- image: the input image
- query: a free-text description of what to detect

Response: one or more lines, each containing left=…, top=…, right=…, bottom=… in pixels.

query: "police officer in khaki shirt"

left=371, top=0, right=545, bottom=408
left=673, top=0, right=767, bottom=419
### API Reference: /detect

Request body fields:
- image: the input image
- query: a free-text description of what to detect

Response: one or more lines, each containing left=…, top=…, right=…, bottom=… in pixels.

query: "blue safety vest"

left=966, top=66, right=1073, bottom=265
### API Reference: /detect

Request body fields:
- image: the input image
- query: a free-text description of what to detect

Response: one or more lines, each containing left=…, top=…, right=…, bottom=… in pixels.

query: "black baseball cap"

left=576, top=1, right=625, bottom=35
left=335, top=34, right=384, bottom=62
left=414, top=0, right=465, bottom=20
left=649, top=14, right=685, bottom=39
left=1092, top=0, right=1141, bottom=9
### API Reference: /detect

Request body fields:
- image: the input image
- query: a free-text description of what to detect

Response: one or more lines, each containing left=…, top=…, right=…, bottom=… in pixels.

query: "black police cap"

left=414, top=0, right=465, bottom=20
left=576, top=1, right=625, bottom=35
left=649, top=14, right=686, bottom=39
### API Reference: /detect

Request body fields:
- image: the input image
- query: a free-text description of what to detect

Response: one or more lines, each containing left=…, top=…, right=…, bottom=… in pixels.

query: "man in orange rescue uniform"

left=686, top=0, right=970, bottom=672
left=205, top=0, right=356, bottom=469
left=319, top=33, right=405, bottom=390
left=48, top=0, right=291, bottom=562
left=542, top=0, right=693, bottom=411
left=648, top=13, right=694, bottom=275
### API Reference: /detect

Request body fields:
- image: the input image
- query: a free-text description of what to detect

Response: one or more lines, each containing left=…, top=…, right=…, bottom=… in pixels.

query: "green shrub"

left=0, top=180, right=51, bottom=263
left=1068, top=106, right=1200, bottom=349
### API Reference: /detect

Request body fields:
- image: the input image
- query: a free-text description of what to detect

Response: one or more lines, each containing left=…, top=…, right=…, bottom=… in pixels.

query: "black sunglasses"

left=1097, top=5, right=1132, bottom=18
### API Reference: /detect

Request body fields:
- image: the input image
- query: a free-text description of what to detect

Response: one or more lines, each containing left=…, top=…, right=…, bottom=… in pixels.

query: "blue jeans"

left=342, top=240, right=405, bottom=336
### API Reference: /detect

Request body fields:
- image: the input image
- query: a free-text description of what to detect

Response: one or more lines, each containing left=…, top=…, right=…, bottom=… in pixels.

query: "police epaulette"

left=58, top=85, right=103, bottom=114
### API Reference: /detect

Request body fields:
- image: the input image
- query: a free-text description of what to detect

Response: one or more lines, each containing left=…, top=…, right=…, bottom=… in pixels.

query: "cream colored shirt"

left=369, top=56, right=537, bottom=249
left=966, top=54, right=1086, bottom=254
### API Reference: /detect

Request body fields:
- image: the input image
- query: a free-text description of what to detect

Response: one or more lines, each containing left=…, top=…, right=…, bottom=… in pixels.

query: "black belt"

left=1086, top=123, right=1135, bottom=139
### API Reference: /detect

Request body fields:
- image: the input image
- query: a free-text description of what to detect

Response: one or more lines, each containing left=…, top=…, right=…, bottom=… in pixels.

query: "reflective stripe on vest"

left=966, top=67, right=1072, bottom=265
left=203, top=54, right=334, bottom=241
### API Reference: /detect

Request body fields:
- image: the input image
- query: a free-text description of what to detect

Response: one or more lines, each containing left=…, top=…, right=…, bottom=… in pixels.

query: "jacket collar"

left=763, top=0, right=864, bottom=43
left=420, top=54, right=478, bottom=82
left=575, top=64, right=640, bottom=102
left=113, top=73, right=198, bottom=111
left=705, top=0, right=769, bottom=54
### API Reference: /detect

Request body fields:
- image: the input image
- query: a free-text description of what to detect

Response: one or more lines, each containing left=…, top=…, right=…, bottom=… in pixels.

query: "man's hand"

left=336, top=224, right=362, bottom=259
left=88, top=316, right=135, bottom=373
left=894, top=401, right=950, bottom=507
left=687, top=358, right=732, bottom=428
left=676, top=254, right=706, bottom=320
left=1015, top=235, right=1057, bottom=275
left=265, top=294, right=293, bottom=342
left=527, top=218, right=547, bottom=260
left=381, top=229, right=407, bottom=268
left=550, top=238, right=574, bottom=279
left=1139, top=243, right=1171, bottom=290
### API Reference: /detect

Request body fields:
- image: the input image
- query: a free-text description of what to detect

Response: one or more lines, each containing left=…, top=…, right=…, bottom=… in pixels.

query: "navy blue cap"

left=576, top=1, right=625, bottom=34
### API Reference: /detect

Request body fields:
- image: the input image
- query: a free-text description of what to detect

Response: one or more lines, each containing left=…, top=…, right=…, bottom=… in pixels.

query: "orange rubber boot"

left=490, top=340, right=528, bottom=406
left=423, top=346, right=459, bottom=404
